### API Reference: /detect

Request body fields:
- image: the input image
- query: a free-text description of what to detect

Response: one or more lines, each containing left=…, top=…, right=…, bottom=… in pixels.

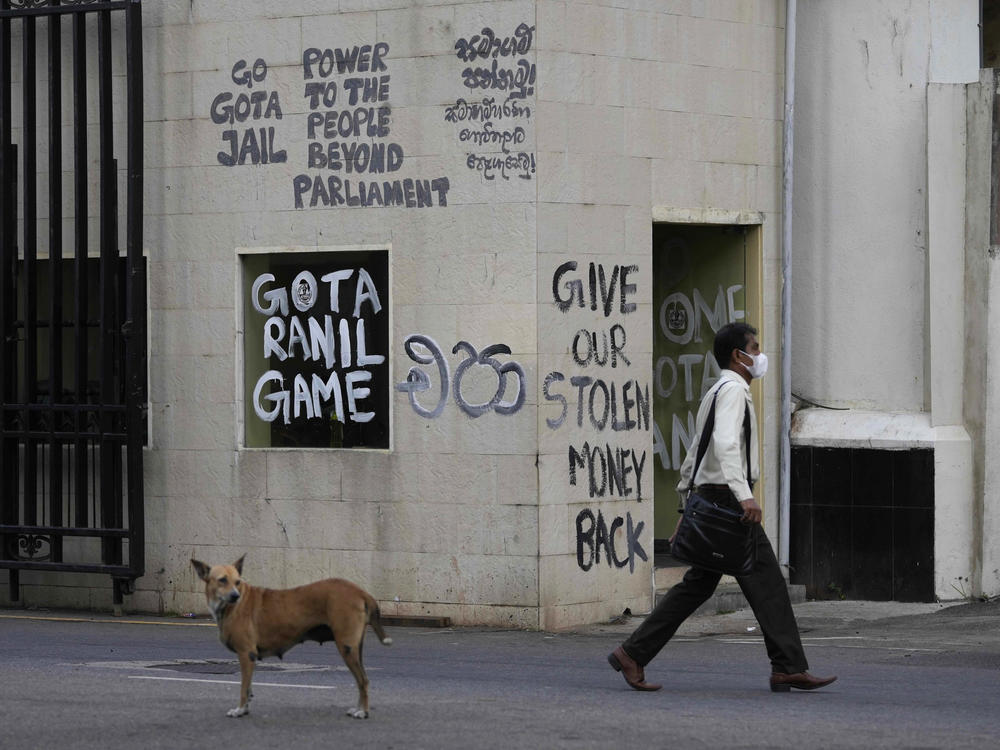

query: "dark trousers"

left=622, top=492, right=808, bottom=675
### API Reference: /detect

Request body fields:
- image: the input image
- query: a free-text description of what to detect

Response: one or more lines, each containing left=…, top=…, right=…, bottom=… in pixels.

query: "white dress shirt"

left=675, top=369, right=759, bottom=502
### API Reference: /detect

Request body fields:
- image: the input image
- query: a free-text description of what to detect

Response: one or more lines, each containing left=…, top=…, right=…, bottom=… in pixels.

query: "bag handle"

left=687, top=383, right=752, bottom=494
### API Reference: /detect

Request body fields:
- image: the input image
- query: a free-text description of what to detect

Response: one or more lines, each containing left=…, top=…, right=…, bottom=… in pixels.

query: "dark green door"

left=652, top=225, right=748, bottom=542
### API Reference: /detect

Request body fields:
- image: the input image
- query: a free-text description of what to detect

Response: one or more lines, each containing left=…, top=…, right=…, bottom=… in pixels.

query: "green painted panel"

left=651, top=226, right=746, bottom=539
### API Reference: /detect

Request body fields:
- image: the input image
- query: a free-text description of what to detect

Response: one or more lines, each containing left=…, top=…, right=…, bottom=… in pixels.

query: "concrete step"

left=654, top=564, right=688, bottom=591
left=654, top=566, right=807, bottom=616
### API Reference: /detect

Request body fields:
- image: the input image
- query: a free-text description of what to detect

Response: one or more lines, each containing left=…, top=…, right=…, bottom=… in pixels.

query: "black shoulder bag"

left=669, top=385, right=757, bottom=576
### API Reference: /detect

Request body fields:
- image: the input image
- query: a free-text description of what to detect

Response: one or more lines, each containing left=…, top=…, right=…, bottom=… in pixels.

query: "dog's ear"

left=233, top=554, right=245, bottom=575
left=191, top=559, right=212, bottom=582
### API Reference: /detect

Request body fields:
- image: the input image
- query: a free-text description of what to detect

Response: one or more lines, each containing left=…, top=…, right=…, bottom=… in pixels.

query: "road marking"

left=717, top=636, right=866, bottom=643
left=801, top=636, right=865, bottom=641
left=712, top=637, right=944, bottom=652
left=814, top=644, right=944, bottom=652
left=0, top=614, right=213, bottom=627
left=128, top=676, right=336, bottom=689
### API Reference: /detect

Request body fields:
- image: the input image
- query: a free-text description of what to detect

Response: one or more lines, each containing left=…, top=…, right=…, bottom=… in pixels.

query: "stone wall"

left=2, top=0, right=787, bottom=628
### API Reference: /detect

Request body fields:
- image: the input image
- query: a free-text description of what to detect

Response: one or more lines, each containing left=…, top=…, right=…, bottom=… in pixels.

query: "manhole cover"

left=77, top=659, right=350, bottom=673
left=149, top=661, right=285, bottom=674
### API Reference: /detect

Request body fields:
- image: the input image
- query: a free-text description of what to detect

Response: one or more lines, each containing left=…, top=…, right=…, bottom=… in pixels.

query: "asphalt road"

left=1, top=602, right=998, bottom=749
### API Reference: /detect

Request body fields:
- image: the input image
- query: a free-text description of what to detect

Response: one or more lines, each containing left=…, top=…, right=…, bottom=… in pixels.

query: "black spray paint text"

left=454, top=23, right=534, bottom=63
left=447, top=23, right=536, bottom=182
left=553, top=261, right=638, bottom=316
left=295, top=41, right=451, bottom=209
left=543, top=373, right=650, bottom=432
left=576, top=509, right=648, bottom=573
left=572, top=324, right=630, bottom=368
left=212, top=58, right=287, bottom=166
left=569, top=442, right=647, bottom=500
left=455, top=24, right=536, bottom=99
left=303, top=44, right=390, bottom=78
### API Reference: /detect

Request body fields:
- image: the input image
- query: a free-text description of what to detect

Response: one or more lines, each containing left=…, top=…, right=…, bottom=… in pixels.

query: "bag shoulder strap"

left=743, top=400, right=752, bottom=491
left=688, top=382, right=753, bottom=492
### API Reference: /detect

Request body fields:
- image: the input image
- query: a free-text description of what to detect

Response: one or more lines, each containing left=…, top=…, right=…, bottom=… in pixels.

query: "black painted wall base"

left=789, top=446, right=934, bottom=602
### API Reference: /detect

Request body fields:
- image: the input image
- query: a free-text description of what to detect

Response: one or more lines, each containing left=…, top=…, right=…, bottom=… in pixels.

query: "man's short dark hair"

left=713, top=322, right=758, bottom=368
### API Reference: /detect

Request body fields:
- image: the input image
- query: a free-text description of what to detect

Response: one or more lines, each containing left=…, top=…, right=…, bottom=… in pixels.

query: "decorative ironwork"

left=8, top=1, right=106, bottom=8
left=13, top=534, right=51, bottom=561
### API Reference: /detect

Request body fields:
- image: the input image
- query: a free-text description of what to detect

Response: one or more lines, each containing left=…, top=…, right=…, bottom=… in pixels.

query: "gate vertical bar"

left=48, top=1, right=64, bottom=563
left=0, top=0, right=16, bottom=598
left=96, top=6, right=119, bottom=566
left=124, top=0, right=144, bottom=580
left=1, top=0, right=145, bottom=604
left=71, top=7, right=88, bottom=529
left=22, top=11, right=38, bottom=530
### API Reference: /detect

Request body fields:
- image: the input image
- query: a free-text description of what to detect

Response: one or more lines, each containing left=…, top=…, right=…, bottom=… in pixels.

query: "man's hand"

left=740, top=497, right=762, bottom=524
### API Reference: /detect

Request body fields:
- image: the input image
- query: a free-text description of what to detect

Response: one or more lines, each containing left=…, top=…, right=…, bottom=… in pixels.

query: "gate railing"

left=0, top=0, right=145, bottom=608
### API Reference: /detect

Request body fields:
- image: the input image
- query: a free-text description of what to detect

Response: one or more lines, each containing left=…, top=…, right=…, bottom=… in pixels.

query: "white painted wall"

left=965, top=70, right=1000, bottom=600
left=793, top=0, right=981, bottom=601
left=793, top=0, right=976, bottom=411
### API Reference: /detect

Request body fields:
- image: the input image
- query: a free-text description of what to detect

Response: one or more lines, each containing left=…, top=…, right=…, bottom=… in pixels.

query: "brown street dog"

left=190, top=556, right=392, bottom=719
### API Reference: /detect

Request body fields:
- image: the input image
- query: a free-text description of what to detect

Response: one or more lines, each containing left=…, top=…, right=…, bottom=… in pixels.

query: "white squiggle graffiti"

left=395, top=334, right=526, bottom=419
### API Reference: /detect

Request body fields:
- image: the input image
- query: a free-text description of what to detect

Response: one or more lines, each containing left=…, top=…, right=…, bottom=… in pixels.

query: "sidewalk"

left=582, top=597, right=999, bottom=641
left=4, top=597, right=994, bottom=639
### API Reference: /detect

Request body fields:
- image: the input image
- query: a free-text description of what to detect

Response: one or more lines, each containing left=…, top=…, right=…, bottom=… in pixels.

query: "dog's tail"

left=366, top=595, right=393, bottom=646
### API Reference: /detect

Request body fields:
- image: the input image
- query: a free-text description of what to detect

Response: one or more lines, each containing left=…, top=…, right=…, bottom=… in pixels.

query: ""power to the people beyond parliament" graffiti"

left=293, top=44, right=451, bottom=208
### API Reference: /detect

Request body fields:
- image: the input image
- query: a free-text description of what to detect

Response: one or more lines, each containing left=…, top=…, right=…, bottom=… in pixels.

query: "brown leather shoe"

left=770, top=671, right=838, bottom=692
left=607, top=647, right=662, bottom=691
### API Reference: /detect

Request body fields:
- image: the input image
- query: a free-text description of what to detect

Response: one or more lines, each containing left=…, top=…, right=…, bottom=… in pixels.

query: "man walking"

left=608, top=322, right=836, bottom=693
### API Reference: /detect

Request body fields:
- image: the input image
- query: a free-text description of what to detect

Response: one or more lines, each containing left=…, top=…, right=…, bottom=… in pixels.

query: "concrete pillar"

left=926, top=83, right=975, bottom=599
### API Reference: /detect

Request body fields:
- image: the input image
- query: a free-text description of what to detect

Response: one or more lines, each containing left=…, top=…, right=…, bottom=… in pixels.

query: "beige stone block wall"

left=533, top=0, right=783, bottom=629
left=4, top=0, right=542, bottom=626
left=2, top=1, right=785, bottom=629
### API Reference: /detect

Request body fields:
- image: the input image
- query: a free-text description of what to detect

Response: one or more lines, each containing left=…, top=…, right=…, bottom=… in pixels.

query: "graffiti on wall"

left=650, top=229, right=748, bottom=538
left=652, top=283, right=743, bottom=471
left=210, top=49, right=451, bottom=207
left=575, top=507, right=647, bottom=573
left=294, top=44, right=451, bottom=208
left=543, top=261, right=651, bottom=573
left=209, top=19, right=542, bottom=202
left=395, top=334, right=526, bottom=419
left=250, top=266, right=386, bottom=426
left=444, top=23, right=536, bottom=181
left=211, top=58, right=288, bottom=166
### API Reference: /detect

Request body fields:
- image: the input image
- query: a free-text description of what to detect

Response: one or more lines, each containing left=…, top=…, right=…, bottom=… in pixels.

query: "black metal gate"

left=0, top=0, right=145, bottom=607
